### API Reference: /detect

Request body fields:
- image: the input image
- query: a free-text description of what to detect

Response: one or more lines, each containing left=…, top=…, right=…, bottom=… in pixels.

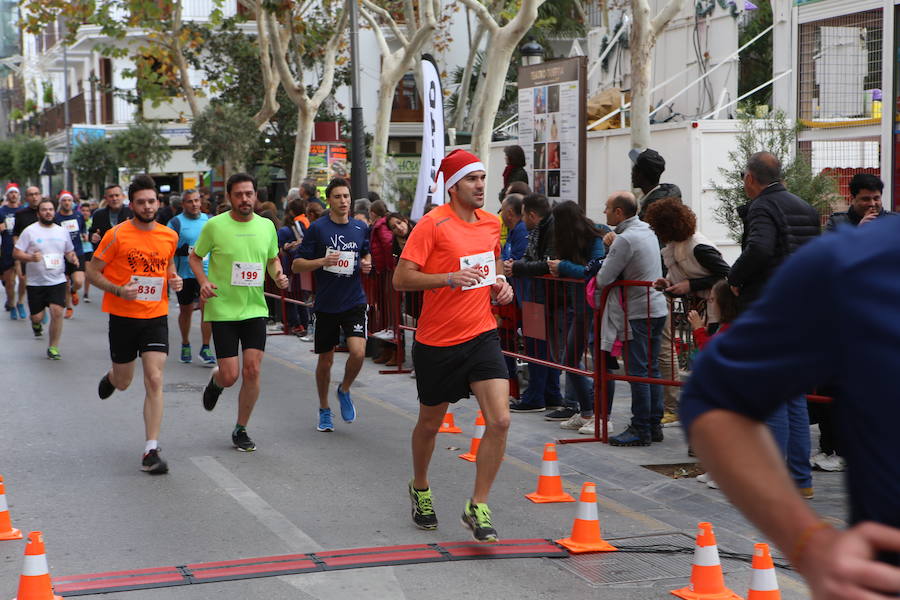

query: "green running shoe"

left=180, top=344, right=192, bottom=364
left=46, top=346, right=61, bottom=360
left=461, top=499, right=499, bottom=543
left=408, top=480, right=438, bottom=530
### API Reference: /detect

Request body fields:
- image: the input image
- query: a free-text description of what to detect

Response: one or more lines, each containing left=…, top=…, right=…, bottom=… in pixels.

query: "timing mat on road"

left=52, top=538, right=569, bottom=596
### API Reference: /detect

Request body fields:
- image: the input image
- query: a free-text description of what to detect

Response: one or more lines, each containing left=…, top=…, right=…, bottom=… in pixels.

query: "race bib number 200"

left=323, top=249, right=355, bottom=276
left=459, top=251, right=497, bottom=291
left=231, top=261, right=264, bottom=286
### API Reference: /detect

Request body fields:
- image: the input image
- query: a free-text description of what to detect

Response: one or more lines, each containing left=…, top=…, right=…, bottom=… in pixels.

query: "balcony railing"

left=38, top=93, right=86, bottom=137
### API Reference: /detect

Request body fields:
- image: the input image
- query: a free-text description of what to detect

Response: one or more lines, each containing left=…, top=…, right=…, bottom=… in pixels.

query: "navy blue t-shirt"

left=54, top=212, right=86, bottom=256
left=297, top=214, right=369, bottom=314
left=680, top=217, right=900, bottom=565
left=0, top=205, right=16, bottom=264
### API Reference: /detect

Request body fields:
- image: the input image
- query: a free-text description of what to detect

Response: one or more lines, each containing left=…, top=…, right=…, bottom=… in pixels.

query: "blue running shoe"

left=16, top=304, right=25, bottom=319
left=7, top=305, right=15, bottom=320
left=199, top=346, right=216, bottom=366
left=317, top=408, right=334, bottom=432
left=337, top=387, right=356, bottom=423
left=42, top=310, right=48, bottom=324
left=180, top=344, right=192, bottom=364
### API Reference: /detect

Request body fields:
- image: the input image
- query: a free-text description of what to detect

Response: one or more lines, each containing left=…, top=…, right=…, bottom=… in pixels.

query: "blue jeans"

left=627, top=317, right=666, bottom=434
left=765, top=397, right=813, bottom=488
left=552, top=306, right=594, bottom=415
left=520, top=337, right=561, bottom=406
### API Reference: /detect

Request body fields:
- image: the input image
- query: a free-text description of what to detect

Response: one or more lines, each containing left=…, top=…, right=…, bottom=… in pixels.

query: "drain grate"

left=163, top=382, right=206, bottom=393
left=554, top=532, right=746, bottom=586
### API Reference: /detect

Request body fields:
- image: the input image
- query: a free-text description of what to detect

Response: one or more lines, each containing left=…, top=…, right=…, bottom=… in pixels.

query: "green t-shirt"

left=194, top=212, right=279, bottom=322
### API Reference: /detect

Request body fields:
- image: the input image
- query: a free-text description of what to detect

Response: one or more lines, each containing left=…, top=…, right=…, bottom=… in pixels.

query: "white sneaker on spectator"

left=560, top=414, right=589, bottom=430
left=578, top=420, right=612, bottom=435
left=371, top=329, right=395, bottom=341
left=696, top=473, right=710, bottom=483
left=816, top=453, right=846, bottom=472
left=809, top=451, right=828, bottom=468
left=706, top=479, right=719, bottom=489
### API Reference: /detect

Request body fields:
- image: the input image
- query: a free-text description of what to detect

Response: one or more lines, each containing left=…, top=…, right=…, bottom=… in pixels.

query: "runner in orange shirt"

left=393, top=150, right=514, bottom=542
left=86, top=174, right=182, bottom=474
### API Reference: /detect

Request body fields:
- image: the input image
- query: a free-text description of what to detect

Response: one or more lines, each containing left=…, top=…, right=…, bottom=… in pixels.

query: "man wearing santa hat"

left=393, top=149, right=514, bottom=542
left=1, top=183, right=27, bottom=319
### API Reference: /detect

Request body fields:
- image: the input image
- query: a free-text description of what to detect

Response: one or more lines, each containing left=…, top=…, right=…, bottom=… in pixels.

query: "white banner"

left=411, top=54, right=445, bottom=221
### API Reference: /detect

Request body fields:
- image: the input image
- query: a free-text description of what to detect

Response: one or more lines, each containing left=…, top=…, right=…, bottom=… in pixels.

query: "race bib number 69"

left=231, top=261, right=264, bottom=286
left=459, top=251, right=497, bottom=291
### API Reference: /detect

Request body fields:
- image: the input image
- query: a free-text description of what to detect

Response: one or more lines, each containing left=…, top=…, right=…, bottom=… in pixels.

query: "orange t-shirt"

left=400, top=203, right=500, bottom=347
left=93, top=220, right=178, bottom=319
left=293, top=214, right=310, bottom=229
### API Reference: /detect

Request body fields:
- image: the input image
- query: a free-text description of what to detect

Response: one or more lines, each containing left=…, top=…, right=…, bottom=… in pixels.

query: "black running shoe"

left=232, top=429, right=256, bottom=452
left=408, top=480, right=438, bottom=530
left=203, top=368, right=223, bottom=411
left=141, top=448, right=169, bottom=474
left=98, top=373, right=115, bottom=399
left=461, top=499, right=499, bottom=543
left=32, top=321, right=42, bottom=337
left=651, top=425, right=664, bottom=443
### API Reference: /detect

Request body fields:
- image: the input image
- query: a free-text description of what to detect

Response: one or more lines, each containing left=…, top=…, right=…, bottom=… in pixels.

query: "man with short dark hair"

left=87, top=174, right=183, bottom=474
left=169, top=189, right=215, bottom=366
left=596, top=191, right=668, bottom=446
left=292, top=177, right=372, bottom=433
left=1, top=183, right=26, bottom=318
left=191, top=173, right=289, bottom=452
left=12, top=186, right=43, bottom=238
left=826, top=173, right=890, bottom=231
left=629, top=148, right=681, bottom=219
left=300, top=179, right=325, bottom=208
left=13, top=199, right=79, bottom=358
left=89, top=184, right=132, bottom=245
left=727, top=150, right=821, bottom=498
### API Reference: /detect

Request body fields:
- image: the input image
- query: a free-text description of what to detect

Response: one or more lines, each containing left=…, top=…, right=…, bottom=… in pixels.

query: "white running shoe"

left=809, top=451, right=828, bottom=468
left=696, top=473, right=710, bottom=483
left=560, top=414, right=589, bottom=430
left=816, top=453, right=846, bottom=472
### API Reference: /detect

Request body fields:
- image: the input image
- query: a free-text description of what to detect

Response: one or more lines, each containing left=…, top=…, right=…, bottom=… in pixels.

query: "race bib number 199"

left=231, top=261, right=263, bottom=286
left=131, top=276, right=164, bottom=301
left=459, top=251, right=497, bottom=291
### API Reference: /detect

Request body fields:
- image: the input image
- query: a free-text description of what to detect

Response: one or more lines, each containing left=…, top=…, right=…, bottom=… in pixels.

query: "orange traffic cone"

left=671, top=522, right=742, bottom=600
left=556, top=482, right=617, bottom=553
left=746, top=543, right=780, bottom=600
left=438, top=410, right=462, bottom=434
left=0, top=476, right=23, bottom=541
left=459, top=411, right=485, bottom=462
left=13, top=531, right=62, bottom=600
left=525, top=443, right=575, bottom=503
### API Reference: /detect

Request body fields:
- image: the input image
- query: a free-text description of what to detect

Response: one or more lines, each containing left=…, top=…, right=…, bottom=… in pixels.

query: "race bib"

left=231, top=261, right=263, bottom=286
left=459, top=251, right=497, bottom=291
left=62, top=219, right=79, bottom=233
left=42, top=253, right=64, bottom=270
left=323, top=249, right=355, bottom=276
left=131, top=276, right=164, bottom=301
left=4, top=216, right=14, bottom=231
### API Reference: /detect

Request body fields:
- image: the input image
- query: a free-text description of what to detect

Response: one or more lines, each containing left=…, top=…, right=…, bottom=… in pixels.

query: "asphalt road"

left=0, top=295, right=831, bottom=598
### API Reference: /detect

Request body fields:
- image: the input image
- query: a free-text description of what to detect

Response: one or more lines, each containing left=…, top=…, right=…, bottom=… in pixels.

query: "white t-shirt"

left=14, top=222, right=74, bottom=286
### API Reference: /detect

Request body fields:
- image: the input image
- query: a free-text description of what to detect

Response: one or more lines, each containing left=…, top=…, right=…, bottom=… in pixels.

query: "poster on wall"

left=517, top=56, right=586, bottom=209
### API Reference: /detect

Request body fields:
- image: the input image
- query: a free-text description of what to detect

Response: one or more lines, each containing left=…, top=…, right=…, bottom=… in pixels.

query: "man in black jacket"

left=825, top=173, right=891, bottom=231
left=727, top=150, right=820, bottom=499
left=502, top=193, right=563, bottom=414
left=728, top=152, right=820, bottom=309
left=89, top=184, right=132, bottom=245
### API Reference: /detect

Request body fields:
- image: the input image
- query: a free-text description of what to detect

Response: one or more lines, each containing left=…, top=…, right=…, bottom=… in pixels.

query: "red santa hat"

left=58, top=190, right=74, bottom=201
left=437, top=149, right=485, bottom=192
left=4, top=182, right=20, bottom=197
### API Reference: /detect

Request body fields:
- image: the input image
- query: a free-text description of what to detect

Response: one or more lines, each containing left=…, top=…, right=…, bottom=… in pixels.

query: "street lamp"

left=520, top=40, right=545, bottom=67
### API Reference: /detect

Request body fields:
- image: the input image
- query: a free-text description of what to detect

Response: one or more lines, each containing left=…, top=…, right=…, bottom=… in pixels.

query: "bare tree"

left=629, top=0, right=687, bottom=149
left=266, top=3, right=348, bottom=186
left=360, top=0, right=438, bottom=193
left=456, top=0, right=545, bottom=171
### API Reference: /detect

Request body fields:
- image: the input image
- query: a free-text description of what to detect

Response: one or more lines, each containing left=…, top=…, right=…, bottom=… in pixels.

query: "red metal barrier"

left=263, top=252, right=314, bottom=336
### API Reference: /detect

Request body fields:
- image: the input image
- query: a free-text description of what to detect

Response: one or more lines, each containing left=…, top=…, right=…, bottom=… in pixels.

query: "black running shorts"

left=313, top=304, right=368, bottom=354
left=211, top=317, right=267, bottom=359
left=108, top=314, right=169, bottom=363
left=175, top=278, right=201, bottom=306
left=65, top=257, right=85, bottom=275
left=412, top=329, right=509, bottom=406
left=26, top=283, right=67, bottom=315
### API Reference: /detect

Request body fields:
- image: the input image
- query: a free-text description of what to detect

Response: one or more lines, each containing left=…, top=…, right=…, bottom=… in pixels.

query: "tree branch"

left=266, top=10, right=306, bottom=106
left=360, top=4, right=391, bottom=57
left=650, top=0, right=686, bottom=37
left=172, top=0, right=200, bottom=118
left=361, top=0, right=407, bottom=45
left=252, top=0, right=280, bottom=129
left=310, top=9, right=348, bottom=107
left=455, top=0, right=499, bottom=35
